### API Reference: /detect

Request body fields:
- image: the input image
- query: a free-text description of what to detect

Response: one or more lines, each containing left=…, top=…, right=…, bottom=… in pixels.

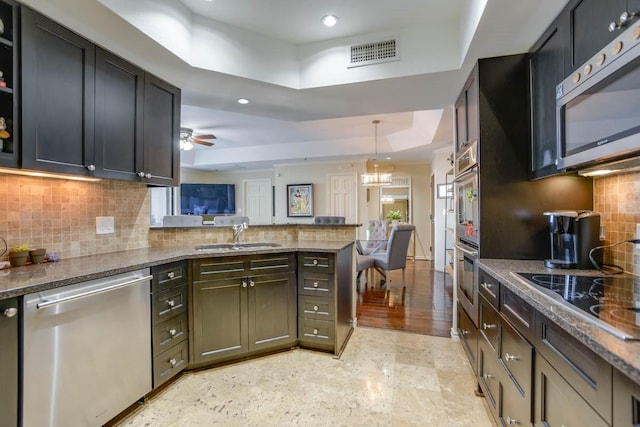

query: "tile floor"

left=114, top=327, right=494, bottom=427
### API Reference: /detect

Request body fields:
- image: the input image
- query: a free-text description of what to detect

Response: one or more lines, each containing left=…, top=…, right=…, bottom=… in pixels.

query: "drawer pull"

left=313, top=281, right=319, bottom=288
left=169, top=358, right=177, bottom=367
left=313, top=259, right=318, bottom=265
left=461, top=329, right=470, bottom=335
left=505, top=353, right=520, bottom=362
left=313, top=328, right=318, bottom=335
left=481, top=282, right=493, bottom=289
left=166, top=299, right=175, bottom=308
left=249, top=280, right=255, bottom=287
left=167, top=272, right=175, bottom=279
left=242, top=280, right=248, bottom=288
left=484, top=373, right=494, bottom=380
left=482, top=323, right=496, bottom=330
left=168, top=328, right=177, bottom=337
left=506, top=416, right=520, bottom=425
left=313, top=305, right=319, bottom=311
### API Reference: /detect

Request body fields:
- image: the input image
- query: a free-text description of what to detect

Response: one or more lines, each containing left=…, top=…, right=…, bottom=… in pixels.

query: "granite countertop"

left=152, top=223, right=362, bottom=229
left=478, top=259, right=640, bottom=384
left=0, top=240, right=354, bottom=300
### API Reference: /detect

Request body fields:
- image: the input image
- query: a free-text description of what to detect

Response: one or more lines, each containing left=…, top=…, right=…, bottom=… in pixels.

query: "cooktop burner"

left=515, top=272, right=640, bottom=341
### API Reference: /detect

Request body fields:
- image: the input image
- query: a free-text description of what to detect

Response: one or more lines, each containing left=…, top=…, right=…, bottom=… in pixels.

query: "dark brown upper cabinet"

left=21, top=7, right=96, bottom=176
left=454, top=66, right=478, bottom=156
left=0, top=0, right=19, bottom=168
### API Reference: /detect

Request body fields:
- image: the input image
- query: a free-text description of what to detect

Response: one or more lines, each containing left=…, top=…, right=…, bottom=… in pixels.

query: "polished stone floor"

left=114, top=327, right=494, bottom=427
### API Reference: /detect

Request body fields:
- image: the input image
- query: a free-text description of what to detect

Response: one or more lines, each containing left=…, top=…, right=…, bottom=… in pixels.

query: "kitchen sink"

left=195, top=243, right=282, bottom=251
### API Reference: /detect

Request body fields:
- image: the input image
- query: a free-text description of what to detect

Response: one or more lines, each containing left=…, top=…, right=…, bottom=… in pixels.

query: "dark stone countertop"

left=478, top=259, right=640, bottom=384
left=0, top=240, right=354, bottom=300
left=151, top=223, right=362, bottom=229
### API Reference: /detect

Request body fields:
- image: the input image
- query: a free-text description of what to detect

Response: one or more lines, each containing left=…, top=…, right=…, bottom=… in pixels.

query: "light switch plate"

left=96, top=216, right=115, bottom=234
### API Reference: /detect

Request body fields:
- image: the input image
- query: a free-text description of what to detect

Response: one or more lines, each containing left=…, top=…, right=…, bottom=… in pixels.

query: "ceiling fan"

left=180, top=127, right=216, bottom=151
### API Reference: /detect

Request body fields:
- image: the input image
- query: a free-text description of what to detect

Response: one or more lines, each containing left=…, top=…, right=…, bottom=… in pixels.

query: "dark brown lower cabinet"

left=534, top=354, right=608, bottom=427
left=191, top=254, right=297, bottom=367
left=457, top=302, right=478, bottom=374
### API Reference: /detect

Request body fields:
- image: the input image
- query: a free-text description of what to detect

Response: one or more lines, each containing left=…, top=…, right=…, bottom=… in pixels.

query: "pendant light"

left=361, top=119, right=392, bottom=186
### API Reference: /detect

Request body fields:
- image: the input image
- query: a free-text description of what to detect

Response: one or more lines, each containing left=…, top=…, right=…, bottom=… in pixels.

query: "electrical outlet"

left=636, top=224, right=640, bottom=249
left=96, top=216, right=115, bottom=234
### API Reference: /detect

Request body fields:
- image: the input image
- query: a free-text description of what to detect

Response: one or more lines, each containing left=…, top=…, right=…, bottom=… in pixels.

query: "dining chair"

left=370, top=224, right=415, bottom=287
left=361, top=219, right=389, bottom=255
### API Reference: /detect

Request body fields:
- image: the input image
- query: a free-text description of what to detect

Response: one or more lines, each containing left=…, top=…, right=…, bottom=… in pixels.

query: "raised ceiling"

left=21, top=0, right=569, bottom=171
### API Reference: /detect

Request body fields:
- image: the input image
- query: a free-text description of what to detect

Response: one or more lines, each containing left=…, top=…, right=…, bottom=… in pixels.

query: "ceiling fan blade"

left=194, top=133, right=216, bottom=140
left=192, top=138, right=215, bottom=147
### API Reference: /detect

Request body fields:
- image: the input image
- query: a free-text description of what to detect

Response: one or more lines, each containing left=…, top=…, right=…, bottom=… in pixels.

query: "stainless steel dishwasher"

left=23, top=269, right=153, bottom=427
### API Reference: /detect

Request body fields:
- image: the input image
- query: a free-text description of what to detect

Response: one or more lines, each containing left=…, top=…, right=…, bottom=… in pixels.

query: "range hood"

left=577, top=156, right=640, bottom=177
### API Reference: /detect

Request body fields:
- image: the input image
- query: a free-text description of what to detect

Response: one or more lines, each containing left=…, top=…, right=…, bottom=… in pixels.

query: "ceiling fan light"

left=182, top=140, right=194, bottom=151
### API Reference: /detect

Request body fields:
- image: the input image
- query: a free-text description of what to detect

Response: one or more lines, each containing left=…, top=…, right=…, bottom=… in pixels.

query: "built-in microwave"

left=556, top=22, right=640, bottom=171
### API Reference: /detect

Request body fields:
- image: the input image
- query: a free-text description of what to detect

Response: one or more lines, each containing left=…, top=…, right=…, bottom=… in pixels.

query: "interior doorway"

left=243, top=179, right=272, bottom=224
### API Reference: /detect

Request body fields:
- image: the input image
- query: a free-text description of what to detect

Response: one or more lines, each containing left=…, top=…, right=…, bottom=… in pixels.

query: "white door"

left=328, top=173, right=357, bottom=224
left=243, top=179, right=272, bottom=224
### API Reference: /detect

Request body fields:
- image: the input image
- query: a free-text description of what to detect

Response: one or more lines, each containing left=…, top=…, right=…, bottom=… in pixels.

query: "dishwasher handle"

left=36, top=275, right=153, bottom=309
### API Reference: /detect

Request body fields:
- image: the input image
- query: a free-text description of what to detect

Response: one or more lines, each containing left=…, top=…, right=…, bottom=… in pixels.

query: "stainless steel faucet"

left=232, top=222, right=248, bottom=244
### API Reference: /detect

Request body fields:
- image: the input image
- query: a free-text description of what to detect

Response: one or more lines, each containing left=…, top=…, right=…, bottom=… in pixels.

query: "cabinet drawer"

left=192, top=257, right=246, bottom=282
left=479, top=296, right=500, bottom=353
left=152, top=261, right=186, bottom=293
left=501, top=366, right=531, bottom=427
left=298, top=272, right=335, bottom=297
left=478, top=341, right=500, bottom=416
left=534, top=353, right=608, bottom=427
left=298, top=318, right=335, bottom=350
left=500, top=285, right=534, bottom=342
left=457, top=302, right=478, bottom=374
left=152, top=313, right=188, bottom=356
left=478, top=267, right=499, bottom=309
left=500, top=319, right=533, bottom=396
left=153, top=339, right=188, bottom=389
left=152, top=284, right=187, bottom=326
left=298, top=253, right=334, bottom=272
left=249, top=253, right=294, bottom=274
left=298, top=295, right=335, bottom=321
left=535, top=312, right=612, bottom=423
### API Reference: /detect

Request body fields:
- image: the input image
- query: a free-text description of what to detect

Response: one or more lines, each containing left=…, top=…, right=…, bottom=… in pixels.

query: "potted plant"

left=386, top=210, right=402, bottom=226
left=9, top=243, right=30, bottom=267
left=29, top=247, right=47, bottom=264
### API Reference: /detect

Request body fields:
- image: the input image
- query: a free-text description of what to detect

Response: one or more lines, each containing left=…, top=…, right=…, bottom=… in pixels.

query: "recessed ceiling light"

left=237, top=98, right=250, bottom=105
left=321, top=15, right=338, bottom=27
left=386, top=157, right=392, bottom=160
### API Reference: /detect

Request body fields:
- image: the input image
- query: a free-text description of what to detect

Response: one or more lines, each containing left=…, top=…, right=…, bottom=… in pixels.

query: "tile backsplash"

left=0, top=174, right=150, bottom=260
left=594, top=171, right=640, bottom=275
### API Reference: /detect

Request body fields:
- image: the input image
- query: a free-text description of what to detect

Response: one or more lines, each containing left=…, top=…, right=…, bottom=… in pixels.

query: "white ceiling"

left=22, top=0, right=569, bottom=171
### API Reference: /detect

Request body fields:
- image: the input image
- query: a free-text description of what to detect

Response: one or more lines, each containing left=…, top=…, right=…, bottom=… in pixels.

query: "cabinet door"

left=529, top=13, right=568, bottom=178
left=94, top=48, right=144, bottom=181
left=0, top=0, right=18, bottom=168
left=248, top=271, right=297, bottom=352
left=454, top=91, right=466, bottom=154
left=569, top=0, right=626, bottom=72
left=143, top=73, right=180, bottom=186
left=0, top=298, right=18, bottom=427
left=454, top=67, right=478, bottom=154
left=192, top=277, right=248, bottom=364
left=21, top=7, right=95, bottom=175
left=613, top=369, right=640, bottom=426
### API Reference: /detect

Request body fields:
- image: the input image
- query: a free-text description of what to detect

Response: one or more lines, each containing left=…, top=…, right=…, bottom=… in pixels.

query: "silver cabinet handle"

left=249, top=280, right=255, bottom=287
left=137, top=171, right=145, bottom=178
left=461, top=329, right=470, bottom=335
left=3, top=307, right=17, bottom=317
left=482, top=323, right=496, bottom=330
left=166, top=299, right=175, bottom=307
left=167, top=272, right=175, bottom=279
left=506, top=416, right=520, bottom=424
left=313, top=281, right=319, bottom=288
left=313, top=328, right=318, bottom=335
left=169, top=358, right=177, bottom=367
left=481, top=282, right=493, bottom=289
left=242, top=280, right=248, bottom=288
left=505, top=353, right=520, bottom=362
left=86, top=164, right=96, bottom=171
left=484, top=373, right=494, bottom=380
left=313, top=259, right=318, bottom=265
left=313, top=305, right=319, bottom=311
left=168, top=328, right=177, bottom=336
left=145, top=173, right=152, bottom=179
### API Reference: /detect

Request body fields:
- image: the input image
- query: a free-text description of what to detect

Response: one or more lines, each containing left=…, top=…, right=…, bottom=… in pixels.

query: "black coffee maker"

left=543, top=210, right=602, bottom=269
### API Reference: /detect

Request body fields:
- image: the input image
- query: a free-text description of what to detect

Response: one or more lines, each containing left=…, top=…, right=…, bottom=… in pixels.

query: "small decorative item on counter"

left=0, top=71, right=6, bottom=87
left=9, top=243, right=30, bottom=267
left=46, top=252, right=61, bottom=262
left=29, top=248, right=46, bottom=264
left=0, top=117, right=10, bottom=139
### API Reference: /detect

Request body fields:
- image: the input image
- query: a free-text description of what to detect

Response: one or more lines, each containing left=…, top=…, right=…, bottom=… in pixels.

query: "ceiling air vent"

left=348, top=38, right=399, bottom=68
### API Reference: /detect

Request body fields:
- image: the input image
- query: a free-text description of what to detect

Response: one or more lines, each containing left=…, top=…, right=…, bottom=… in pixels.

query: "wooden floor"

left=356, top=260, right=454, bottom=337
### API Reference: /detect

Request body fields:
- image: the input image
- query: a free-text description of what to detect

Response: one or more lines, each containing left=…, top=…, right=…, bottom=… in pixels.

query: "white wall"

left=430, top=148, right=455, bottom=272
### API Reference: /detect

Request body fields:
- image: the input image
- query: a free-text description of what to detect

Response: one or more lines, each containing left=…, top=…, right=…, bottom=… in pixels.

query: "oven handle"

left=455, top=243, right=478, bottom=257
left=454, top=166, right=478, bottom=183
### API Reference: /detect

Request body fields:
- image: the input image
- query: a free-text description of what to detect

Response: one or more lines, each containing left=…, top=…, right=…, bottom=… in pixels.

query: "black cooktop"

left=515, top=272, right=640, bottom=341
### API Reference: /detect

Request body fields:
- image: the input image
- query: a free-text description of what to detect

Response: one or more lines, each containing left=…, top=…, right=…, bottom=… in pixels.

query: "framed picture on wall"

left=437, top=183, right=453, bottom=199
left=287, top=184, right=313, bottom=217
